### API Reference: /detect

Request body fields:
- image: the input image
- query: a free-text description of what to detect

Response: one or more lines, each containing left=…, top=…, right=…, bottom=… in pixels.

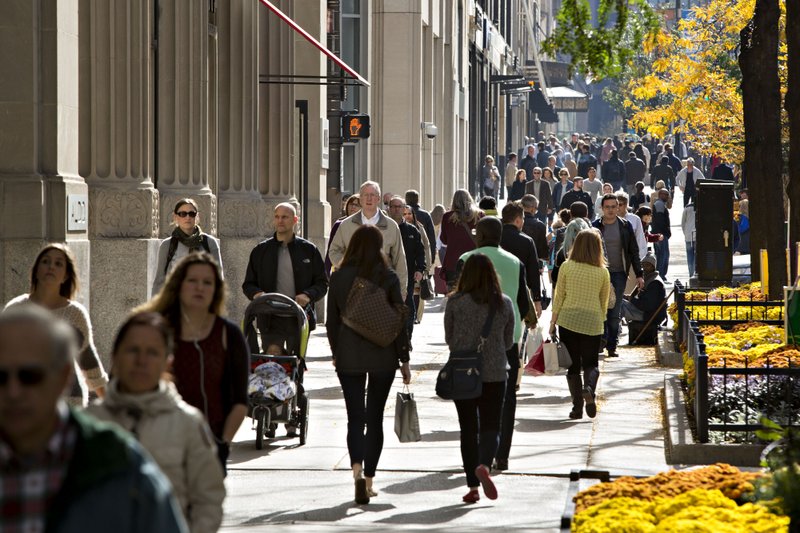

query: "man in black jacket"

left=621, top=255, right=666, bottom=326
left=592, top=193, right=644, bottom=357
left=242, top=203, right=328, bottom=348
left=500, top=202, right=542, bottom=318
left=388, top=197, right=426, bottom=340
left=560, top=176, right=594, bottom=219
left=520, top=194, right=549, bottom=271
left=405, top=189, right=436, bottom=263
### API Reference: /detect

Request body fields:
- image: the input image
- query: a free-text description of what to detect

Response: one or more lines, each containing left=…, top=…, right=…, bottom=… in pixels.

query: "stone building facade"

left=1, top=0, right=552, bottom=360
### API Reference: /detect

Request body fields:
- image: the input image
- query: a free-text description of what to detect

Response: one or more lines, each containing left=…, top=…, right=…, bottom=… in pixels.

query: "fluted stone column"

left=0, top=0, right=90, bottom=306
left=78, top=0, right=160, bottom=363
left=372, top=1, right=424, bottom=196
left=156, top=0, right=216, bottom=237
left=217, top=0, right=264, bottom=324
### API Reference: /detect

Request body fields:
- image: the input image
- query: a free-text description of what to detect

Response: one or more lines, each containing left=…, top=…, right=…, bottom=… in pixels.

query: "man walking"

left=524, top=168, right=554, bottom=225
left=582, top=167, right=603, bottom=205
left=675, top=157, right=705, bottom=207
left=405, top=189, right=436, bottom=263
left=591, top=194, right=644, bottom=358
left=520, top=145, right=537, bottom=180
left=0, top=307, right=188, bottom=532
left=243, top=202, right=329, bottom=350
left=328, top=180, right=408, bottom=297
left=624, top=152, right=646, bottom=196
left=388, top=197, right=426, bottom=342
left=601, top=149, right=626, bottom=192
left=458, top=218, right=529, bottom=471
left=520, top=194, right=549, bottom=271
left=560, top=176, right=595, bottom=219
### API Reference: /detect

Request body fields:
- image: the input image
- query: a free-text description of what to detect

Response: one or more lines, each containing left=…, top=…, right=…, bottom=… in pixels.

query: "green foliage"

left=751, top=417, right=800, bottom=527
left=542, top=0, right=660, bottom=80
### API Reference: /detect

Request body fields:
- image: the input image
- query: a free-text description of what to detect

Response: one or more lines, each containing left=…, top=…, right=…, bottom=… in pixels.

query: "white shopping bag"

left=524, top=326, right=544, bottom=364
left=542, top=341, right=561, bottom=375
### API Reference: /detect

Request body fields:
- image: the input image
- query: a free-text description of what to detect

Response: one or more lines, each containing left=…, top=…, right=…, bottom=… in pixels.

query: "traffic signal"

left=342, top=113, right=370, bottom=141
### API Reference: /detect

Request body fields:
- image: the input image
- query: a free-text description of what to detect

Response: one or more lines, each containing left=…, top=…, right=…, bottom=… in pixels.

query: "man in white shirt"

left=328, top=180, right=408, bottom=298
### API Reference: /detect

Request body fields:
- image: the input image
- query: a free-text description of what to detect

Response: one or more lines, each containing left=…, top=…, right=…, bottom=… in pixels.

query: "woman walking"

left=445, top=254, right=514, bottom=504
left=153, top=198, right=223, bottom=296
left=139, top=252, right=249, bottom=474
left=86, top=312, right=225, bottom=532
left=549, top=229, right=610, bottom=419
left=325, top=194, right=361, bottom=277
left=326, top=225, right=412, bottom=505
left=3, top=243, right=108, bottom=405
left=440, top=189, right=482, bottom=291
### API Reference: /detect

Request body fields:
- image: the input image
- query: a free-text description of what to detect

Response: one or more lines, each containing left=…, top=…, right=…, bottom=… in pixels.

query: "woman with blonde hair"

left=548, top=229, right=610, bottom=420
left=153, top=198, right=223, bottom=296
left=139, top=252, right=249, bottom=474
left=3, top=243, right=108, bottom=405
left=440, top=189, right=483, bottom=290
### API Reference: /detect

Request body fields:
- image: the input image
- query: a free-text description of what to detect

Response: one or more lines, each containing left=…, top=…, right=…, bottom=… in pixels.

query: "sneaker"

left=285, top=424, right=297, bottom=438
left=475, top=465, right=498, bottom=500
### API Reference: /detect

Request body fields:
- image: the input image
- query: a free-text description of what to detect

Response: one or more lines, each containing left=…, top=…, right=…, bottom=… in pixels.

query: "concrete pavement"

left=222, top=188, right=690, bottom=531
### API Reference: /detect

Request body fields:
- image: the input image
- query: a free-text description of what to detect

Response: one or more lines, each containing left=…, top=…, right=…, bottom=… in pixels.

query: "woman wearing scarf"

left=152, top=198, right=224, bottom=296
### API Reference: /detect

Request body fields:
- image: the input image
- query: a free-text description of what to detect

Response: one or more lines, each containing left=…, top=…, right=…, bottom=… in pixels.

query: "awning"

left=545, top=86, right=589, bottom=112
left=529, top=88, right=559, bottom=123
left=259, top=0, right=370, bottom=87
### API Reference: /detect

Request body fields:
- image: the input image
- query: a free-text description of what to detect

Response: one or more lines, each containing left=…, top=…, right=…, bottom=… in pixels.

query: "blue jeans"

left=604, top=271, right=628, bottom=352
left=338, top=371, right=396, bottom=477
left=455, top=381, right=506, bottom=487
left=685, top=241, right=696, bottom=278
left=655, top=240, right=670, bottom=281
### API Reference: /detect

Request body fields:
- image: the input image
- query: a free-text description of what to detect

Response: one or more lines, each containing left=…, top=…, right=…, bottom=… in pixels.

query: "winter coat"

left=326, top=264, right=410, bottom=374
left=522, top=212, right=550, bottom=267
left=651, top=163, right=675, bottom=189
left=601, top=158, right=626, bottom=188
left=624, top=157, right=647, bottom=187
left=86, top=381, right=225, bottom=533
left=524, top=179, right=554, bottom=215
left=591, top=216, right=644, bottom=278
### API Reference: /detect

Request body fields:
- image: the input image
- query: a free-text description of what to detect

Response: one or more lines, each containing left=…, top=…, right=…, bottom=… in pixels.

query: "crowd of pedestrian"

left=1, top=129, right=748, bottom=527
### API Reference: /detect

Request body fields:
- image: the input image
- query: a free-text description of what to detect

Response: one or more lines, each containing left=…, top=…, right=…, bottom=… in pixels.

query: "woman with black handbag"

left=326, top=225, right=412, bottom=505
left=548, top=229, right=610, bottom=420
left=444, top=254, right=514, bottom=504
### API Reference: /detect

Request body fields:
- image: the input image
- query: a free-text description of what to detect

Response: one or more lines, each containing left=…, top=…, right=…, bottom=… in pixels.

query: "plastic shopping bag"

left=524, top=326, right=544, bottom=364
left=543, top=341, right=561, bottom=375
left=394, top=387, right=421, bottom=442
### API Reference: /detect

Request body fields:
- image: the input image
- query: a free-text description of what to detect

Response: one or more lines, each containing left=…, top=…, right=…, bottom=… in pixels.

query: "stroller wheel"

left=266, top=423, right=277, bottom=439
left=255, top=410, right=266, bottom=450
left=298, top=393, right=310, bottom=446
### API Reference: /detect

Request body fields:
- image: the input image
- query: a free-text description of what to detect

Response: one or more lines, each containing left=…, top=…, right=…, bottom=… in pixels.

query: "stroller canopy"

left=243, top=293, right=310, bottom=357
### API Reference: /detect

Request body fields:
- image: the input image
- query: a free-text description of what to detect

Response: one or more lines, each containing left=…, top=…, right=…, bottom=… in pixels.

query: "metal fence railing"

left=681, top=307, right=800, bottom=443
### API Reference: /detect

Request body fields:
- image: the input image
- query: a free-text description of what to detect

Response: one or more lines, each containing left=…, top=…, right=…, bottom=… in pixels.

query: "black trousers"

left=455, top=381, right=506, bottom=487
left=495, top=344, right=520, bottom=462
left=559, top=326, right=600, bottom=374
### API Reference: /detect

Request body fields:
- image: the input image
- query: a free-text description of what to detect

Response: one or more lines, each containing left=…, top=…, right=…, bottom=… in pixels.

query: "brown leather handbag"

left=341, top=276, right=408, bottom=347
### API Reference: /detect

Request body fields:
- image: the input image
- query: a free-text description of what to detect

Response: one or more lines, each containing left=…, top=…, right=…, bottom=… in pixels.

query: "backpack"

left=164, top=234, right=211, bottom=274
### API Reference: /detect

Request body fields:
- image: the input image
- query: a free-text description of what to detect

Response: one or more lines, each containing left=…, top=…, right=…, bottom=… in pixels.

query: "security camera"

left=422, top=122, right=438, bottom=139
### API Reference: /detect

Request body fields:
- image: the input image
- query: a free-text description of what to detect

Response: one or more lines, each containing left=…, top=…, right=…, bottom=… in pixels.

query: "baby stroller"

left=242, top=293, right=310, bottom=449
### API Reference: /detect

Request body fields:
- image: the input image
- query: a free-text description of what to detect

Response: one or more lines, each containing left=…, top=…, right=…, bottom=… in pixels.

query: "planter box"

left=656, top=328, right=682, bottom=368
left=662, top=374, right=765, bottom=466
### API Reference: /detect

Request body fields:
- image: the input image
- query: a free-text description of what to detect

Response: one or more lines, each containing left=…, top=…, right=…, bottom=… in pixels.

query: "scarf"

left=172, top=225, right=205, bottom=251
left=643, top=270, right=660, bottom=290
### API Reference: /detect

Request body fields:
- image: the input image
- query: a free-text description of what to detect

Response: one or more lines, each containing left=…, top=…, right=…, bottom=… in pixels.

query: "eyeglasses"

left=533, top=171, right=542, bottom=174
left=0, top=365, right=48, bottom=387
left=176, top=211, right=198, bottom=218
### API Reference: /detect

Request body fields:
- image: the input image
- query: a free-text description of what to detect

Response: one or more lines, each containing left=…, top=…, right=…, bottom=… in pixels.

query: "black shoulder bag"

left=435, top=306, right=495, bottom=400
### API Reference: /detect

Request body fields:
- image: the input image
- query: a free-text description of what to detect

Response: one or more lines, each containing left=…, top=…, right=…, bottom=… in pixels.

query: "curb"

left=662, top=374, right=765, bottom=466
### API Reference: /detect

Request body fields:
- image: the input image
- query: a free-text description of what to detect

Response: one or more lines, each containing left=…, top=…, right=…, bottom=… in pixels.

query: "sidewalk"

left=222, top=190, right=688, bottom=530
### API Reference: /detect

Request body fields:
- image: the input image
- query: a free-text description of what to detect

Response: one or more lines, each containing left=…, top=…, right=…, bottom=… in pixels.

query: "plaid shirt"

left=0, top=403, right=77, bottom=533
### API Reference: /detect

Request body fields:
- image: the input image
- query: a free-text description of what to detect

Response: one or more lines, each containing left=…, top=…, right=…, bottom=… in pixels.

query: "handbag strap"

left=477, top=307, right=496, bottom=352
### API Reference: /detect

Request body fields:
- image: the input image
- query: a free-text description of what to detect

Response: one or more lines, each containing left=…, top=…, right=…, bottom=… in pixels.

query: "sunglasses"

left=0, top=365, right=48, bottom=387
left=176, top=211, right=198, bottom=218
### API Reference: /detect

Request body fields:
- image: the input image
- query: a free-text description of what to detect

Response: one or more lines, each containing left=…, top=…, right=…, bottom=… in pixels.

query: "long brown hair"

left=137, top=252, right=227, bottom=332
left=568, top=229, right=606, bottom=268
left=30, top=243, right=80, bottom=299
left=452, top=254, right=504, bottom=310
left=339, top=225, right=390, bottom=282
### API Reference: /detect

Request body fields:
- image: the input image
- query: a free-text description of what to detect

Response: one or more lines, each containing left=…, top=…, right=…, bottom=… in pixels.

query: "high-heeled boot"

left=566, top=374, right=584, bottom=419
left=582, top=367, right=600, bottom=418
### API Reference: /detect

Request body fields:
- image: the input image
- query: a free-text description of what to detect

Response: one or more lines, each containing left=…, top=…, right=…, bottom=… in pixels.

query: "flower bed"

left=668, top=282, right=783, bottom=325
left=571, top=464, right=789, bottom=532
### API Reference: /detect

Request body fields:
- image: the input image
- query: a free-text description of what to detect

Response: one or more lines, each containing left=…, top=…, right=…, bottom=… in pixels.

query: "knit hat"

left=642, top=254, right=657, bottom=269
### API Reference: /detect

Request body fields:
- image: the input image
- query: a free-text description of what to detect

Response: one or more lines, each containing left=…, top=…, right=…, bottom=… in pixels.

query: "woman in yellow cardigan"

left=548, top=229, right=611, bottom=419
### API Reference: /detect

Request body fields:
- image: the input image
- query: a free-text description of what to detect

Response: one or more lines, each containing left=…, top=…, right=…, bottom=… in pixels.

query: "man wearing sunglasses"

left=0, top=306, right=187, bottom=532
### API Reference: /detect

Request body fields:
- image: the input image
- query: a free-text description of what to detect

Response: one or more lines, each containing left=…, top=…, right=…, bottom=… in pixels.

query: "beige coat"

left=327, top=210, right=408, bottom=297
left=86, top=380, right=225, bottom=533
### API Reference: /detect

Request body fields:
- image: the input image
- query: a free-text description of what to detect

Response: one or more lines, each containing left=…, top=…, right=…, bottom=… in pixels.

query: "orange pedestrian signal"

left=342, top=113, right=370, bottom=141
